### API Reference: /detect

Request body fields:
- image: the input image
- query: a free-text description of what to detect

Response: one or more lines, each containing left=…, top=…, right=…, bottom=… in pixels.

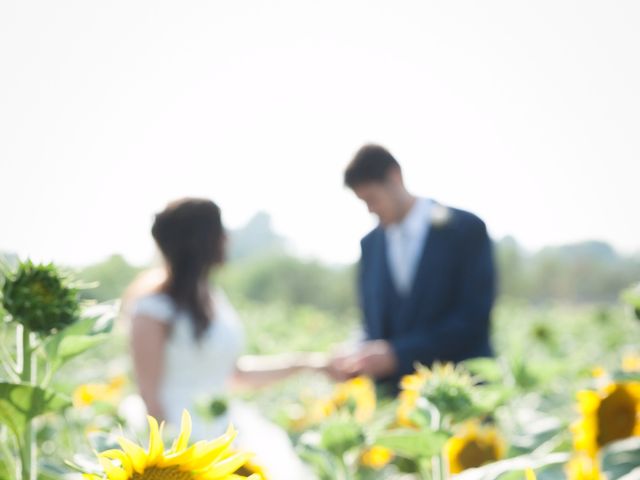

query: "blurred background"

left=1, top=0, right=639, bottom=357
left=1, top=2, right=640, bottom=474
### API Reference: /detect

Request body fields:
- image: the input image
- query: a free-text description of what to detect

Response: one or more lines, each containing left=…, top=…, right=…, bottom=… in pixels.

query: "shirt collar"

left=386, top=197, right=432, bottom=236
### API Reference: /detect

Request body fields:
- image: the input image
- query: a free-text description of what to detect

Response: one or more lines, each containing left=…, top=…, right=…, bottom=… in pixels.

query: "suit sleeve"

left=389, top=219, right=495, bottom=376
left=358, top=238, right=373, bottom=340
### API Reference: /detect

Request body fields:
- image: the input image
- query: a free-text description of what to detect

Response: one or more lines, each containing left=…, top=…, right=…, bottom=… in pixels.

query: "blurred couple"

left=123, top=144, right=495, bottom=477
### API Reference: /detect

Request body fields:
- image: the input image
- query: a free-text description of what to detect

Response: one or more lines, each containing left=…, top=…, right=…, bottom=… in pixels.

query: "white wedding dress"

left=129, top=290, right=312, bottom=479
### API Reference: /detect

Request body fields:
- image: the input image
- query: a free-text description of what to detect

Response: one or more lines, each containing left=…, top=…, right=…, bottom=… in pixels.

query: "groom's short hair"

left=344, top=144, right=401, bottom=188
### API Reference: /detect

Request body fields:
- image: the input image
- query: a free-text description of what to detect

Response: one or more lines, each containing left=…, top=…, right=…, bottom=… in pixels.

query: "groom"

left=329, top=144, right=496, bottom=392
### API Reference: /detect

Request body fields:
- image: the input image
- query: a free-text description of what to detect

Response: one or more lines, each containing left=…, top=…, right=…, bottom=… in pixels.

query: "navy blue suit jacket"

left=358, top=204, right=495, bottom=388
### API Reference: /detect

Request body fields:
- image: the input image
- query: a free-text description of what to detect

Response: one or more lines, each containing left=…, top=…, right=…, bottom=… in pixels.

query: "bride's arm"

left=231, top=352, right=328, bottom=390
left=131, top=315, right=168, bottom=420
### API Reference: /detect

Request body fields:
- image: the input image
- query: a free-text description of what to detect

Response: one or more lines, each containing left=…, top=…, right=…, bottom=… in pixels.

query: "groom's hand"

left=326, top=352, right=361, bottom=382
left=351, top=340, right=398, bottom=379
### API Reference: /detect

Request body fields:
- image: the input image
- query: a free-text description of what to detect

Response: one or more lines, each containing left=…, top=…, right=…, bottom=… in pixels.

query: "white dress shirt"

left=385, top=197, right=432, bottom=296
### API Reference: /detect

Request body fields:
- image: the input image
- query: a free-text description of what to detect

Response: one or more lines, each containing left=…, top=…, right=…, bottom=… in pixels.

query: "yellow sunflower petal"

left=146, top=415, right=165, bottom=465
left=200, top=451, right=253, bottom=479
left=98, top=457, right=128, bottom=480
left=566, top=454, right=602, bottom=480
left=171, top=409, right=192, bottom=453
left=183, top=425, right=238, bottom=470
left=98, top=449, right=133, bottom=477
left=576, top=391, right=601, bottom=415
left=400, top=373, right=425, bottom=391
left=361, top=445, right=394, bottom=469
left=117, top=436, right=148, bottom=474
left=159, top=441, right=203, bottom=467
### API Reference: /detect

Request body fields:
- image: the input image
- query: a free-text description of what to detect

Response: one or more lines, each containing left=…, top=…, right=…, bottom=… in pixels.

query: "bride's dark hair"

left=151, top=198, right=225, bottom=339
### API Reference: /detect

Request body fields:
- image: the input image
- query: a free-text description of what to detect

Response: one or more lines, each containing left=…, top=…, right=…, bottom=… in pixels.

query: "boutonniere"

left=430, top=202, right=451, bottom=228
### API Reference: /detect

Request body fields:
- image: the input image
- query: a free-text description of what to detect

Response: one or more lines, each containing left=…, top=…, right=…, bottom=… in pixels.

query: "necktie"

left=396, top=225, right=412, bottom=295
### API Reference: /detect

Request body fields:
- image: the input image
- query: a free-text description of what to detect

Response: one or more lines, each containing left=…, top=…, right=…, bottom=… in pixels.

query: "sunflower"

left=572, top=382, right=640, bottom=458
left=396, top=388, right=420, bottom=427
left=622, top=354, right=640, bottom=373
left=396, top=367, right=433, bottom=427
left=397, top=363, right=477, bottom=426
left=305, top=376, right=376, bottom=426
left=86, top=410, right=260, bottom=480
left=565, top=454, right=602, bottom=480
left=73, top=375, right=127, bottom=408
left=332, top=376, right=376, bottom=423
left=1, top=260, right=79, bottom=335
left=360, top=446, right=394, bottom=470
left=444, top=421, right=506, bottom=474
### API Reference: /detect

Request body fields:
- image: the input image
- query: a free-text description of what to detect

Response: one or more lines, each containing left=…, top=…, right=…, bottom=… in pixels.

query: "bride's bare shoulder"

left=121, top=268, right=167, bottom=315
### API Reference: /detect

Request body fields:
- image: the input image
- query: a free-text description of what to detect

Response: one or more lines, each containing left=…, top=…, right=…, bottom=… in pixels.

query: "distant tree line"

left=2, top=214, right=638, bottom=309
left=496, top=237, right=640, bottom=303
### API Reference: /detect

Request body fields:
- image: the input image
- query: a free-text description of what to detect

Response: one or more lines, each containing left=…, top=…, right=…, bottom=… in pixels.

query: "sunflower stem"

left=0, top=425, right=19, bottom=479
left=0, top=321, right=20, bottom=380
left=418, top=457, right=434, bottom=480
left=18, top=324, right=36, bottom=480
left=429, top=406, right=446, bottom=480
left=336, top=454, right=352, bottom=480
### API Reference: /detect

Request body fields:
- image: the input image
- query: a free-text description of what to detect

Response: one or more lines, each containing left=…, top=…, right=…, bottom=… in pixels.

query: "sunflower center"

left=457, top=439, right=498, bottom=470
left=132, top=467, right=192, bottom=480
left=597, top=386, right=637, bottom=447
left=234, top=465, right=256, bottom=476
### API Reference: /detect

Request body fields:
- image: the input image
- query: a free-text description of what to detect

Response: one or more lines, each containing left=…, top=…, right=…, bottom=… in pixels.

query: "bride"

left=123, top=197, right=320, bottom=479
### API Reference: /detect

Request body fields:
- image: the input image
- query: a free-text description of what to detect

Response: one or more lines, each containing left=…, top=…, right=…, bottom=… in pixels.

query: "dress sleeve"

left=130, top=294, right=176, bottom=324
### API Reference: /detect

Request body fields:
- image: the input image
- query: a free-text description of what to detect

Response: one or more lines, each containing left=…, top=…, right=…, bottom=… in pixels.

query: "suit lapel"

left=368, top=228, right=388, bottom=339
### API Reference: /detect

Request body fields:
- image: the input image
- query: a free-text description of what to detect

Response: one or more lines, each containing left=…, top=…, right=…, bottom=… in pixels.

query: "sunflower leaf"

left=463, top=358, right=503, bottom=383
left=320, top=417, right=364, bottom=456
left=374, top=429, right=449, bottom=459
left=601, top=436, right=640, bottom=480
left=612, top=371, right=640, bottom=382
left=44, top=333, right=110, bottom=372
left=0, top=382, right=70, bottom=436
left=452, top=452, right=570, bottom=480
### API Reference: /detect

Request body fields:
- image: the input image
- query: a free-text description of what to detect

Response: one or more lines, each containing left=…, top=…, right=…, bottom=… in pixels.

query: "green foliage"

left=374, top=429, right=449, bottom=459
left=600, top=437, right=640, bottom=479
left=43, top=305, right=115, bottom=375
left=226, top=211, right=286, bottom=261
left=0, top=383, right=70, bottom=437
left=320, top=418, right=365, bottom=456
left=496, top=238, right=640, bottom=303
left=219, top=254, right=356, bottom=317
left=0, top=220, right=635, bottom=480
left=622, top=283, right=640, bottom=320
left=2, top=261, right=80, bottom=335
left=238, top=301, right=356, bottom=355
left=76, top=255, right=143, bottom=303
left=0, top=260, right=114, bottom=480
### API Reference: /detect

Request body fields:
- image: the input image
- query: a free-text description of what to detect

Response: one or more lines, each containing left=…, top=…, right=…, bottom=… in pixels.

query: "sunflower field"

left=1, top=259, right=640, bottom=480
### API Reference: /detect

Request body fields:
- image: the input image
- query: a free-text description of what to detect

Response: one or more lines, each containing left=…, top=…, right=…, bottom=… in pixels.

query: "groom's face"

left=353, top=180, right=400, bottom=226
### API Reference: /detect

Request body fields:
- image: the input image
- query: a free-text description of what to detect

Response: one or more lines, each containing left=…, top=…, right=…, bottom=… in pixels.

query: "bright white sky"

left=1, top=1, right=639, bottom=267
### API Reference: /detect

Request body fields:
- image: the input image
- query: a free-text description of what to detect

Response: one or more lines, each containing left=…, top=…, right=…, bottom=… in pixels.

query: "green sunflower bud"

left=1, top=260, right=80, bottom=335
left=320, top=417, right=365, bottom=456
